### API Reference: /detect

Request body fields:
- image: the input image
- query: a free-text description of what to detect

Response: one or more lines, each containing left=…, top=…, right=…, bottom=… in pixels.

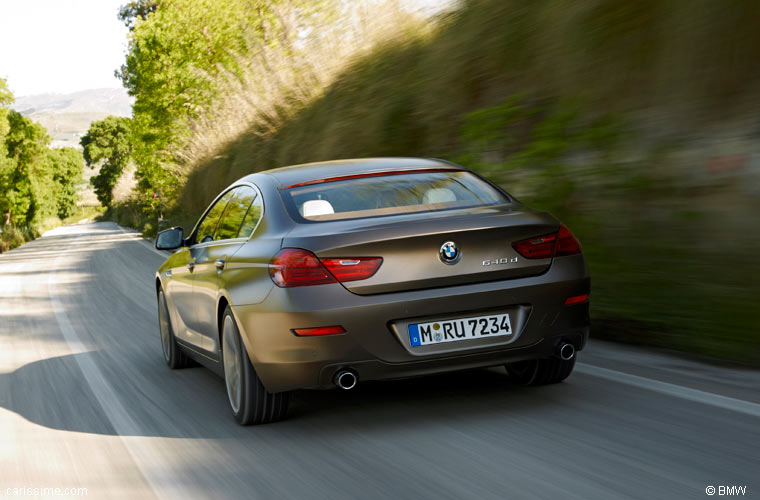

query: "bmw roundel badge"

left=439, top=241, right=461, bottom=265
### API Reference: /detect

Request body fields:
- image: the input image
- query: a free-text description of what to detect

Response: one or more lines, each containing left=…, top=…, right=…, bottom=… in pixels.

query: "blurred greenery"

left=109, top=0, right=759, bottom=364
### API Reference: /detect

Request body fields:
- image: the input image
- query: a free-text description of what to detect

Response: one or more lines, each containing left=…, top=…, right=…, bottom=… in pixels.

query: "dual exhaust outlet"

left=334, top=344, right=573, bottom=390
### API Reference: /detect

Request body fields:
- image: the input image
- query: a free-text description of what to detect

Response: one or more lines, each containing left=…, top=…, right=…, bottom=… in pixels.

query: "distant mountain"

left=10, top=88, right=133, bottom=149
left=12, top=88, right=133, bottom=116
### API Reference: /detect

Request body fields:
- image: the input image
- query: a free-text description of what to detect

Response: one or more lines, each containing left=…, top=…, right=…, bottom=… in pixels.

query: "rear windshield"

left=281, top=171, right=509, bottom=222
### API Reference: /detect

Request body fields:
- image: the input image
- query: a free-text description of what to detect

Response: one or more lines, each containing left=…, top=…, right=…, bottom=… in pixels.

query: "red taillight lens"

left=556, top=225, right=582, bottom=256
left=269, top=249, right=383, bottom=287
left=512, top=225, right=582, bottom=259
left=293, top=325, right=346, bottom=336
left=564, top=294, right=589, bottom=305
left=512, top=233, right=558, bottom=259
left=320, top=258, right=383, bottom=282
left=269, top=249, right=336, bottom=287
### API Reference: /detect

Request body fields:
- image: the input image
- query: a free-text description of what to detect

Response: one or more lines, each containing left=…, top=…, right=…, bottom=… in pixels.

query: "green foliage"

left=117, top=0, right=157, bottom=30
left=456, top=97, right=624, bottom=214
left=46, top=148, right=84, bottom=219
left=117, top=0, right=343, bottom=209
left=80, top=116, right=132, bottom=207
left=0, top=224, right=38, bottom=253
left=0, top=79, right=83, bottom=250
left=1, top=110, right=51, bottom=226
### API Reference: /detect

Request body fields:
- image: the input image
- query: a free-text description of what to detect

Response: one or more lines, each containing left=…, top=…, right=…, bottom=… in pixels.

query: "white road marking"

left=49, top=248, right=182, bottom=499
left=576, top=363, right=760, bottom=418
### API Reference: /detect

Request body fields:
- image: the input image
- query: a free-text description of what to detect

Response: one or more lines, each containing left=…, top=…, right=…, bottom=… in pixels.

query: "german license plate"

left=408, top=313, right=512, bottom=347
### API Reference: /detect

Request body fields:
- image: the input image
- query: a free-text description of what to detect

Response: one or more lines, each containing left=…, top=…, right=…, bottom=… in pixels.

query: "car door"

left=177, top=188, right=236, bottom=349
left=191, top=185, right=260, bottom=353
left=163, top=245, right=197, bottom=345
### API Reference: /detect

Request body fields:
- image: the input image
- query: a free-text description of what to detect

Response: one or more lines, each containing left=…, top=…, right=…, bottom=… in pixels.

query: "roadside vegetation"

left=0, top=78, right=87, bottom=252
left=104, top=0, right=759, bottom=364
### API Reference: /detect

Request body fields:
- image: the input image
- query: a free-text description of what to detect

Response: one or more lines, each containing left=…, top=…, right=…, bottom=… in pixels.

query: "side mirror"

left=155, top=226, right=184, bottom=250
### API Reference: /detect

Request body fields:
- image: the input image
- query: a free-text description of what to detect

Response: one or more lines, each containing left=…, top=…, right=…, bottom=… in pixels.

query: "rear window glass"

left=281, top=171, right=508, bottom=222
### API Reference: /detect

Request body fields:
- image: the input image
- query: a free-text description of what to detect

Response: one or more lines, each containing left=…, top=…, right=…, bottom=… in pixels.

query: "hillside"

left=13, top=88, right=132, bottom=115
left=12, top=88, right=133, bottom=148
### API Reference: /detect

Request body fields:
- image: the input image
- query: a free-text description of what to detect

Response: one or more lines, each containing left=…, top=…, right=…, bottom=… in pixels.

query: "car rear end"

left=232, top=167, right=589, bottom=392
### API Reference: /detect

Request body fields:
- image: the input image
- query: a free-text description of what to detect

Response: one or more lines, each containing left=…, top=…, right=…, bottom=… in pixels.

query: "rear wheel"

left=505, top=356, right=575, bottom=386
left=221, top=307, right=290, bottom=425
left=157, top=288, right=192, bottom=369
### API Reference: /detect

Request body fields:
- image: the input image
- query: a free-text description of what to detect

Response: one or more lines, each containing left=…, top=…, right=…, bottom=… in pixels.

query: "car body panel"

left=190, top=239, right=247, bottom=351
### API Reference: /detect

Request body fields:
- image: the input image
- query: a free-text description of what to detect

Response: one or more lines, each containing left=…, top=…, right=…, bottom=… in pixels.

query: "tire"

left=157, top=288, right=192, bottom=369
left=221, top=306, right=290, bottom=425
left=505, top=356, right=576, bottom=386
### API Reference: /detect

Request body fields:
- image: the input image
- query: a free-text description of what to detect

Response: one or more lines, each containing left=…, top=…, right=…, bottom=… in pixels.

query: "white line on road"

left=576, top=363, right=760, bottom=418
left=49, top=249, right=182, bottom=500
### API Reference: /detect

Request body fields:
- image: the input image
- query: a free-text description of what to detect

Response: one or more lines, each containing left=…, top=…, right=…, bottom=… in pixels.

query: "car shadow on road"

left=0, top=351, right=571, bottom=438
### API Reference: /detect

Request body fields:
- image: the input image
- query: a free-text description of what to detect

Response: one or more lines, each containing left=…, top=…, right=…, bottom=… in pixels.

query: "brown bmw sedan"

left=155, top=158, right=590, bottom=425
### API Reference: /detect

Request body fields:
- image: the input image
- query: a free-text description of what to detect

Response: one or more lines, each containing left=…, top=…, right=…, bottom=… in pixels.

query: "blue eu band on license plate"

left=408, top=313, right=512, bottom=347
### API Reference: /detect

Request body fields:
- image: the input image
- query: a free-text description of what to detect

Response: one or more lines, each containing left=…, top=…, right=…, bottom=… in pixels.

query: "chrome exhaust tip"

left=334, top=370, right=358, bottom=390
left=558, top=343, right=575, bottom=361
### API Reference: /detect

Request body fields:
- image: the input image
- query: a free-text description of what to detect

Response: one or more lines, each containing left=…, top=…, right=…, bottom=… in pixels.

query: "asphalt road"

left=1, top=222, right=758, bottom=499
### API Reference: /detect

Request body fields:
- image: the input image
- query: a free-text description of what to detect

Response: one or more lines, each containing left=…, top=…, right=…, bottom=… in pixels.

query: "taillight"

left=269, top=249, right=382, bottom=287
left=269, top=249, right=336, bottom=287
left=512, top=233, right=557, bottom=259
left=320, top=258, right=382, bottom=282
left=556, top=225, right=582, bottom=256
left=512, top=225, right=582, bottom=259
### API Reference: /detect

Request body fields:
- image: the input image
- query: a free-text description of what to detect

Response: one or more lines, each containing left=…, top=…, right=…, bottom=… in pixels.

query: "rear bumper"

left=231, top=254, right=589, bottom=392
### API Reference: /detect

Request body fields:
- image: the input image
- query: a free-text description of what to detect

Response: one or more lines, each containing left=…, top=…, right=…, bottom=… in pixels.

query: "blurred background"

left=5, top=0, right=759, bottom=365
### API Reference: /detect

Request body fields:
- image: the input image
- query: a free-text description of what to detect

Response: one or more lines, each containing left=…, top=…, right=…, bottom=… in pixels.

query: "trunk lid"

left=281, top=204, right=558, bottom=295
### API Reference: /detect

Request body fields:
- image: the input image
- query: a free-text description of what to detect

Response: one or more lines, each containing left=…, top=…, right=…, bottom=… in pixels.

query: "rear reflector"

left=320, top=257, right=382, bottom=282
left=293, top=325, right=346, bottom=336
left=270, top=248, right=383, bottom=287
left=512, top=225, right=582, bottom=259
left=564, top=294, right=589, bottom=305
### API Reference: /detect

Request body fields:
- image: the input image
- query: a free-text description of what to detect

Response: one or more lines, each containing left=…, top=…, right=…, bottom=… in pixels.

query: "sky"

left=0, top=0, right=455, bottom=98
left=0, top=0, right=128, bottom=97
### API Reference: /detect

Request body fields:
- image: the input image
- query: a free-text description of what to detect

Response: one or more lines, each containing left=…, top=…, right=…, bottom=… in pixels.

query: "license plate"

left=408, top=313, right=512, bottom=347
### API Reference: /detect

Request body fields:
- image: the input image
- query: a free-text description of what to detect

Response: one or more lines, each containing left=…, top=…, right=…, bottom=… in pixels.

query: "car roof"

left=244, top=157, right=465, bottom=189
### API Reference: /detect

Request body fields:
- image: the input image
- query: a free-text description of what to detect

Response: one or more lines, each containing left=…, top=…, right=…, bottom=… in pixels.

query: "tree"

left=46, top=148, right=84, bottom=219
left=1, top=110, right=51, bottom=226
left=117, top=0, right=158, bottom=31
left=115, top=0, right=334, bottom=202
left=80, top=116, right=132, bottom=207
left=0, top=78, right=13, bottom=225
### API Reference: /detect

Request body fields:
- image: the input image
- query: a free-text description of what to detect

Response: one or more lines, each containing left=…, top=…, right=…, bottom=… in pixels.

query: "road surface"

left=1, top=222, right=757, bottom=499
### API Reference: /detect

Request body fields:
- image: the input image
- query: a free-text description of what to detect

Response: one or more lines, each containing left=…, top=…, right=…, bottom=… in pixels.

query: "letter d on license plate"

left=408, top=313, right=512, bottom=347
